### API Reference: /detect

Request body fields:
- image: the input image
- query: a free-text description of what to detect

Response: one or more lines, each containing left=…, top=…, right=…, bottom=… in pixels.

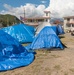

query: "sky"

left=0, top=0, right=49, bottom=10
left=0, top=0, right=74, bottom=18
left=0, top=0, right=50, bottom=18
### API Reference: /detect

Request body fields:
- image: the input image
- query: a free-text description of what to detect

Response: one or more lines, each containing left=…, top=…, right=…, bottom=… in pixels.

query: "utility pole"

left=23, top=7, right=26, bottom=23
left=24, top=7, right=25, bottom=19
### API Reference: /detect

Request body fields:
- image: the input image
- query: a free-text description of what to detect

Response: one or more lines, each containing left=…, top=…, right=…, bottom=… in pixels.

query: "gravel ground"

left=0, top=33, right=74, bottom=75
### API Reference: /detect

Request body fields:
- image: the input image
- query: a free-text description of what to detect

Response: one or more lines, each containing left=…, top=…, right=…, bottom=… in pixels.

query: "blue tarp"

left=57, top=24, right=65, bottom=35
left=49, top=25, right=65, bottom=35
left=0, top=30, right=34, bottom=71
left=26, top=26, right=64, bottom=50
left=2, top=23, right=35, bottom=43
left=49, top=26, right=58, bottom=35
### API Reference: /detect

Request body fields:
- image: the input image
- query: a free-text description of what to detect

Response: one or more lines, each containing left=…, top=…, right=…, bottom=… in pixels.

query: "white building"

left=63, top=16, right=74, bottom=32
left=21, top=10, right=51, bottom=27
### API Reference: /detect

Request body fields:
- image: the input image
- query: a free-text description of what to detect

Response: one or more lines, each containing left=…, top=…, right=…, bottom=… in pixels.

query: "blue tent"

left=26, top=26, right=64, bottom=50
left=0, top=30, right=34, bottom=71
left=48, top=25, right=65, bottom=35
left=57, top=24, right=65, bottom=35
left=2, top=23, right=35, bottom=43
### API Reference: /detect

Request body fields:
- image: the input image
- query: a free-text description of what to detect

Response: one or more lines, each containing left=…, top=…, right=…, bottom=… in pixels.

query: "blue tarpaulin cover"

left=57, top=24, right=65, bottom=35
left=0, top=30, right=34, bottom=71
left=2, top=23, right=35, bottom=43
left=26, top=26, right=64, bottom=50
left=49, top=26, right=58, bottom=35
left=49, top=25, right=65, bottom=35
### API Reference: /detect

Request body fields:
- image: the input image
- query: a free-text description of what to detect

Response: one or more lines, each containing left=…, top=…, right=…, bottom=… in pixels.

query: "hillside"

left=0, top=14, right=22, bottom=28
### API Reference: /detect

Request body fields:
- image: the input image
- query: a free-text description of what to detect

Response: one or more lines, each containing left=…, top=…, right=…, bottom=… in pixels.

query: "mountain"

left=0, top=14, right=22, bottom=28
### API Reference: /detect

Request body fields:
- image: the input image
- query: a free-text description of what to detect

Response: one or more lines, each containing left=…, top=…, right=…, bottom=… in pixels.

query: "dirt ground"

left=0, top=33, right=74, bottom=75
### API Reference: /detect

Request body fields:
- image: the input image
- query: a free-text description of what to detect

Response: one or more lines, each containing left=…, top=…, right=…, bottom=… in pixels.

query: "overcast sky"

left=0, top=0, right=74, bottom=18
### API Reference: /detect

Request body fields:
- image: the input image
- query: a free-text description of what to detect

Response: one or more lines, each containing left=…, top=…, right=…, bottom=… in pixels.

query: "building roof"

left=25, top=22, right=38, bottom=27
left=64, top=16, right=74, bottom=19
left=67, top=23, right=74, bottom=24
left=24, top=16, right=50, bottom=20
left=44, top=10, right=51, bottom=13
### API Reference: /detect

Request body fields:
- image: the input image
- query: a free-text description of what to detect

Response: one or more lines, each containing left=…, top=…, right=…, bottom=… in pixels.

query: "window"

left=66, top=24, right=71, bottom=27
left=73, top=18, right=74, bottom=21
left=45, top=19, right=48, bottom=22
left=67, top=18, right=70, bottom=21
left=46, top=13, right=48, bottom=16
left=72, top=24, right=74, bottom=27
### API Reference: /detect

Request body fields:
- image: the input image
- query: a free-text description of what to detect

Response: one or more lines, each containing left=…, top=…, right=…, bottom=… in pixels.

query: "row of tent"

left=1, top=22, right=64, bottom=43
left=0, top=22, right=65, bottom=71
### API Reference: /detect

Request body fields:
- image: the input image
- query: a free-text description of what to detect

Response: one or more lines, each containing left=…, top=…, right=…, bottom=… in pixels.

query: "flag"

left=20, top=16, right=24, bottom=21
